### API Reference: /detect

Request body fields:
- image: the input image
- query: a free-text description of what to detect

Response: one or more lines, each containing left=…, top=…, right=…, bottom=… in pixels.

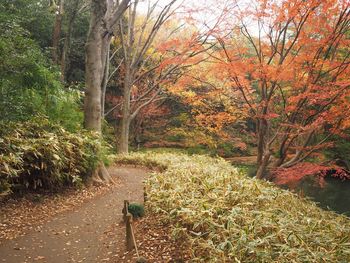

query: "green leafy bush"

left=116, top=152, right=350, bottom=262
left=0, top=0, right=55, bottom=49
left=0, top=118, right=102, bottom=193
left=128, top=203, right=145, bottom=218
left=0, top=15, right=83, bottom=131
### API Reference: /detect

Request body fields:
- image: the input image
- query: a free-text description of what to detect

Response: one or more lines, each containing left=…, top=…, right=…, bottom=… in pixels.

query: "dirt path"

left=0, top=166, right=147, bottom=263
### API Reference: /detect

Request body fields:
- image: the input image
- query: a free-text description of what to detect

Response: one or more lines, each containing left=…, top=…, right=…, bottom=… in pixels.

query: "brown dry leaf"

left=0, top=178, right=120, bottom=244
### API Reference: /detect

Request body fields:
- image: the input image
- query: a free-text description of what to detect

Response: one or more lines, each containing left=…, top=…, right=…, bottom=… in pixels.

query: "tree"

left=83, top=0, right=130, bottom=182
left=103, top=0, right=220, bottom=153
left=167, top=58, right=247, bottom=137
left=115, top=0, right=179, bottom=153
left=52, top=0, right=64, bottom=64
left=213, top=0, right=350, bottom=178
left=60, top=0, right=87, bottom=82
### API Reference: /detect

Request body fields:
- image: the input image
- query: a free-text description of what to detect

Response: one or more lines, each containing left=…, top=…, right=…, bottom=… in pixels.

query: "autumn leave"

left=161, top=0, right=350, bottom=183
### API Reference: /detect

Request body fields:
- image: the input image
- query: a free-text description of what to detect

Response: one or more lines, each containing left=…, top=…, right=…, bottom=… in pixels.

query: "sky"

left=136, top=0, right=260, bottom=36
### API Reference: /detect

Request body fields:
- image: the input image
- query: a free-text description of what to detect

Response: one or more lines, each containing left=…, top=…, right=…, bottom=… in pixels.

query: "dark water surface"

left=297, top=177, right=350, bottom=217
left=236, top=164, right=350, bottom=217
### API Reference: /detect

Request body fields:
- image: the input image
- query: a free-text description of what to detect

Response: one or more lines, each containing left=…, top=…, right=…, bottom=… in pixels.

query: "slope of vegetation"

left=116, top=152, right=350, bottom=262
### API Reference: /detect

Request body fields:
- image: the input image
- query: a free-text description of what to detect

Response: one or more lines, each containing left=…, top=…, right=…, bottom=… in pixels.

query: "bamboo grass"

left=116, top=152, right=350, bottom=262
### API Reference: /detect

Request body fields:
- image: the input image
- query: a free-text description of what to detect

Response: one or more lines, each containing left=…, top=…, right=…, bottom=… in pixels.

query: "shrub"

left=0, top=118, right=102, bottom=193
left=128, top=203, right=145, bottom=218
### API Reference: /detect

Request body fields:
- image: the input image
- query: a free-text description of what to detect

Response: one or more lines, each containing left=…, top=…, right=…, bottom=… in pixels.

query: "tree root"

left=91, top=162, right=116, bottom=185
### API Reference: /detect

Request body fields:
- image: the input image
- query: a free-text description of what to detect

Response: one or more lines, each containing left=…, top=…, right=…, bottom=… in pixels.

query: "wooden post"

left=123, top=200, right=129, bottom=222
left=126, top=213, right=134, bottom=251
left=143, top=186, right=147, bottom=203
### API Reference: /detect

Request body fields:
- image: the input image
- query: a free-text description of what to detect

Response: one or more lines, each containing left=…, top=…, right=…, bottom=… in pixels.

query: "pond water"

left=297, top=177, right=350, bottom=217
left=235, top=164, right=350, bottom=217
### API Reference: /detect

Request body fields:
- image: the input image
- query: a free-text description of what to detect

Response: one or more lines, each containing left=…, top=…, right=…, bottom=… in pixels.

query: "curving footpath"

left=0, top=167, right=147, bottom=263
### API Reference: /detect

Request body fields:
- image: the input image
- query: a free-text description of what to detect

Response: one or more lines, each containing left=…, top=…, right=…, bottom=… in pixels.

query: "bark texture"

left=84, top=0, right=130, bottom=181
left=84, top=0, right=130, bottom=130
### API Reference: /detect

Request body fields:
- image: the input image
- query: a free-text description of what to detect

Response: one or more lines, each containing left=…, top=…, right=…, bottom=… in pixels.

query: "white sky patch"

left=135, top=0, right=262, bottom=37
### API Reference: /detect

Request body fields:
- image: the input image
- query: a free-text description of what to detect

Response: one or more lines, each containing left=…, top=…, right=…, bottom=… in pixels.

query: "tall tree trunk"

left=101, top=43, right=110, bottom=118
left=84, top=8, right=105, bottom=131
left=84, top=0, right=130, bottom=130
left=60, top=0, right=79, bottom=82
left=119, top=116, right=131, bottom=153
left=60, top=31, right=70, bottom=82
left=84, top=0, right=130, bottom=182
left=52, top=0, right=64, bottom=64
left=256, top=119, right=265, bottom=167
left=256, top=150, right=271, bottom=179
left=256, top=117, right=271, bottom=179
left=256, top=98, right=271, bottom=179
left=118, top=66, right=132, bottom=153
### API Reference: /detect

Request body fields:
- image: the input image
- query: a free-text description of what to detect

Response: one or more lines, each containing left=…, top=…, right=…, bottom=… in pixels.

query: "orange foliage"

left=273, top=162, right=350, bottom=188
left=214, top=0, right=350, bottom=171
left=166, top=0, right=350, bottom=177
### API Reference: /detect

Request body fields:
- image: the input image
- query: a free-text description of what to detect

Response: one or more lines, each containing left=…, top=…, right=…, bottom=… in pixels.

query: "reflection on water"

left=235, top=164, right=350, bottom=217
left=298, top=177, right=350, bottom=217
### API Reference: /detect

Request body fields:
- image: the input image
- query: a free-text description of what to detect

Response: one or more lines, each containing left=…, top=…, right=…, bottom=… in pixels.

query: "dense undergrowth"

left=116, top=152, right=350, bottom=262
left=0, top=118, right=104, bottom=193
left=0, top=10, right=106, bottom=194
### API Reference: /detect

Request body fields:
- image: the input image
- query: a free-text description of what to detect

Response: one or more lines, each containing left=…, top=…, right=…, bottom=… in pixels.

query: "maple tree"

left=159, top=65, right=250, bottom=159
left=273, top=162, right=350, bottom=188
left=197, top=0, right=350, bottom=179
